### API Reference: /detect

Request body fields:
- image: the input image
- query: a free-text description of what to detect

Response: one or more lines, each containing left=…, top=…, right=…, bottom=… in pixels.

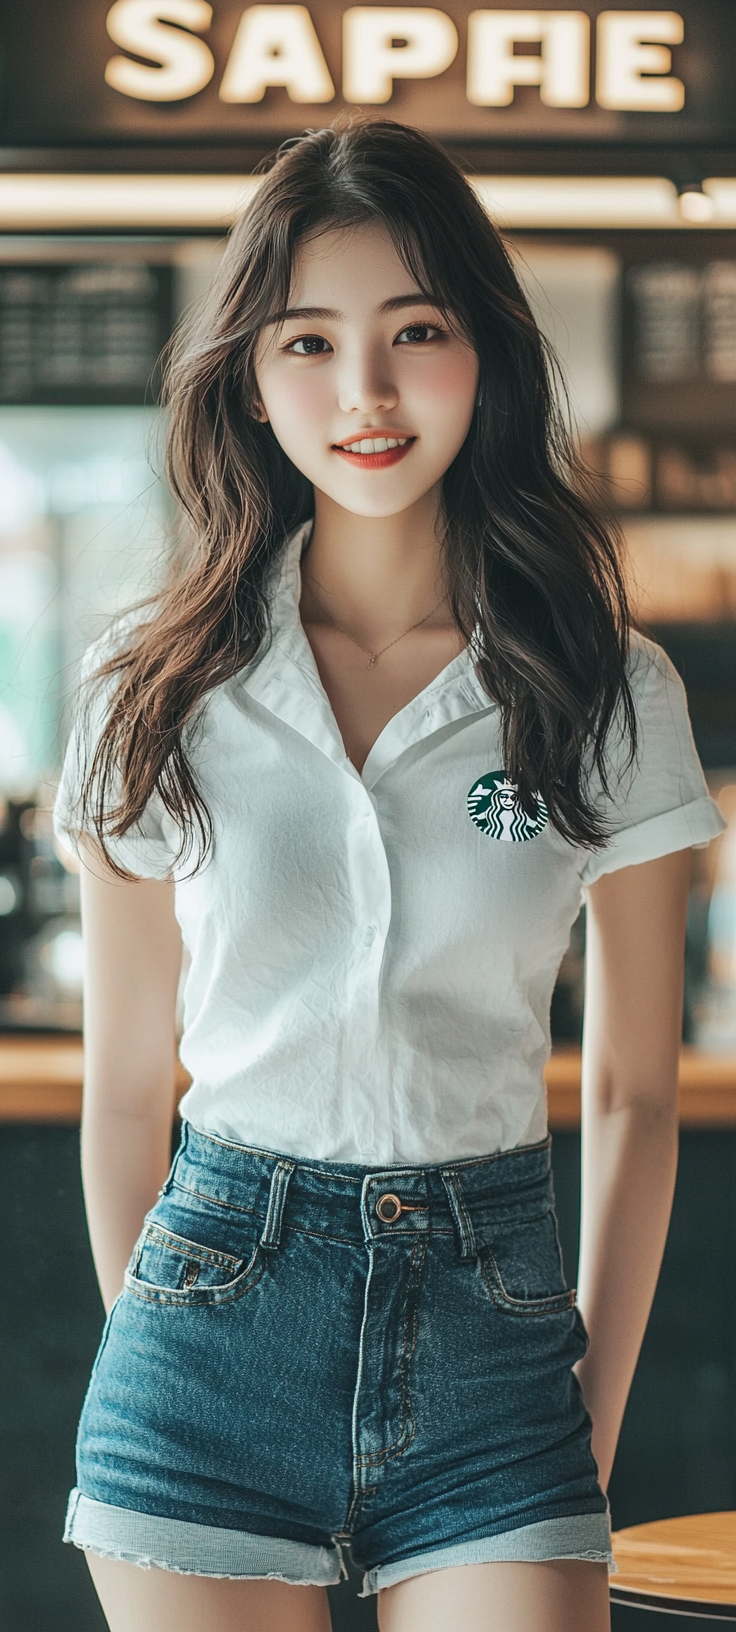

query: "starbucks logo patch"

left=467, top=772, right=548, bottom=842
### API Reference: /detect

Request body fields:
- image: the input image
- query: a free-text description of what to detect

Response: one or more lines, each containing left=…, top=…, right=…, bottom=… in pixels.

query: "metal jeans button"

left=376, top=1192, right=402, bottom=1223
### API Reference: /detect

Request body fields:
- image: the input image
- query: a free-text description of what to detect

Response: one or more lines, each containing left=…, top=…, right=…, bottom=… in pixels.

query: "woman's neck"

left=300, top=487, right=448, bottom=643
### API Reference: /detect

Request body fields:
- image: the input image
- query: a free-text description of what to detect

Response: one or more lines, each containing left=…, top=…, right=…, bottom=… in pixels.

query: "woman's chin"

left=310, top=474, right=441, bottom=520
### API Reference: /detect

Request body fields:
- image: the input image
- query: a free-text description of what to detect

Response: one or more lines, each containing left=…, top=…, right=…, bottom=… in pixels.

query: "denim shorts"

left=64, top=1123, right=611, bottom=1594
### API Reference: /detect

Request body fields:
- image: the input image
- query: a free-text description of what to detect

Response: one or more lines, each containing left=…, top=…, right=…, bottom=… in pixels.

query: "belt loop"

left=259, top=1160, right=296, bottom=1251
left=440, top=1169, right=477, bottom=1260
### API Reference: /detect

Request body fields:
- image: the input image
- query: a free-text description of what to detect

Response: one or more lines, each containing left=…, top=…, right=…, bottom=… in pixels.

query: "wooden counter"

left=2, top=1037, right=736, bottom=1127
left=545, top=1047, right=736, bottom=1130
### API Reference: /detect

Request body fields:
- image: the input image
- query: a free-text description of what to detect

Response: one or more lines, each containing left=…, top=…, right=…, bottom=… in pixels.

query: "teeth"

left=342, top=436, right=409, bottom=454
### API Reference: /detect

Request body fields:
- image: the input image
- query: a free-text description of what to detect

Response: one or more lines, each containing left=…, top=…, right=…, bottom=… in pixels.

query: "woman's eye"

left=396, top=323, right=441, bottom=345
left=287, top=335, right=332, bottom=356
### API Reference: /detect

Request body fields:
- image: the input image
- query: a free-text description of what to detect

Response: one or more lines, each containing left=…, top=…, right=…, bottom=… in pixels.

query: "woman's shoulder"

left=582, top=630, right=691, bottom=810
left=625, top=629, right=681, bottom=702
left=578, top=630, right=723, bottom=881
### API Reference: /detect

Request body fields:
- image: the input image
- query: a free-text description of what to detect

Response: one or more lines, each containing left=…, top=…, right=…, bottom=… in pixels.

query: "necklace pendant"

left=367, top=654, right=378, bottom=669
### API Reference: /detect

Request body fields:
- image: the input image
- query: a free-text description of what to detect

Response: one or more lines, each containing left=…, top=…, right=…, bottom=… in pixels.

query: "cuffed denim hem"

left=360, top=1513, right=615, bottom=1596
left=63, top=1490, right=344, bottom=1585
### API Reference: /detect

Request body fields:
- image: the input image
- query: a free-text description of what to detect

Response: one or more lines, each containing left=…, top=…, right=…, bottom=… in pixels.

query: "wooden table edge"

left=3, top=1040, right=736, bottom=1126
left=609, top=1585, right=736, bottom=1620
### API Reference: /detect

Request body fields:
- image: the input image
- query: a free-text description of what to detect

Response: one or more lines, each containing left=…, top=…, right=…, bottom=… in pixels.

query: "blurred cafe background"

left=2, top=3, right=736, bottom=1628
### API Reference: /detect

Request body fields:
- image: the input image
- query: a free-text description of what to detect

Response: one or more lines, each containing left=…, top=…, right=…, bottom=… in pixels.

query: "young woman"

left=55, top=121, right=723, bottom=1632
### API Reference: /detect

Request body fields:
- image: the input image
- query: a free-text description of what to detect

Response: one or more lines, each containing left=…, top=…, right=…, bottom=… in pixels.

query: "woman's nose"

left=336, top=342, right=399, bottom=416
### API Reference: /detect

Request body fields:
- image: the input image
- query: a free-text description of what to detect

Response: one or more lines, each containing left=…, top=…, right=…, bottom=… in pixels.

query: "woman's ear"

left=252, top=400, right=269, bottom=424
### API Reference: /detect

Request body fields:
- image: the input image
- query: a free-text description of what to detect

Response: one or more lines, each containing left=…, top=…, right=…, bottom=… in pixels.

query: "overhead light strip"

left=0, top=173, right=734, bottom=230
left=473, top=176, right=682, bottom=228
left=0, top=175, right=260, bottom=230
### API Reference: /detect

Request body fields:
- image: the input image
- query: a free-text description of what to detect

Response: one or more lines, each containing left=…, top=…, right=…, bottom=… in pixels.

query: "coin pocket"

left=125, top=1220, right=260, bottom=1305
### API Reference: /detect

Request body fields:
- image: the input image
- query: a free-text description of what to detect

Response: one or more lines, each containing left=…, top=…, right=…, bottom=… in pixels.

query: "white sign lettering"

left=103, top=3, right=686, bottom=114
left=596, top=10, right=685, bottom=111
left=105, top=0, right=215, bottom=100
left=342, top=7, right=458, bottom=104
left=219, top=4, right=335, bottom=102
left=467, top=11, right=589, bottom=108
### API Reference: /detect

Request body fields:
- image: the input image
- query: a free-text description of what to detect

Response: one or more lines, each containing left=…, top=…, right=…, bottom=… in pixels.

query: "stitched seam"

left=441, top=1167, right=476, bottom=1255
left=172, top=1177, right=555, bottom=1247
left=124, top=1250, right=265, bottom=1307
left=346, top=1241, right=427, bottom=1533
left=473, top=1203, right=556, bottom=1232
left=357, top=1240, right=425, bottom=1469
left=442, top=1135, right=551, bottom=1174
left=345, top=1247, right=374, bottom=1534
left=296, top=1223, right=450, bottom=1248
left=291, top=1226, right=368, bottom=1249
left=182, top=1128, right=550, bottom=1180
left=172, top=1182, right=263, bottom=1218
left=174, top=1153, right=552, bottom=1223
left=181, top=1128, right=368, bottom=1185
left=141, top=1224, right=244, bottom=1270
left=260, top=1160, right=295, bottom=1249
left=480, top=1252, right=576, bottom=1316
left=168, top=1207, right=453, bottom=1253
left=444, top=1173, right=468, bottom=1250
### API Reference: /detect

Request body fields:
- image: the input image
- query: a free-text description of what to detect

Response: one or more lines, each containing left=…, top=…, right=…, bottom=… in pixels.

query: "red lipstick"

left=332, top=433, right=416, bottom=470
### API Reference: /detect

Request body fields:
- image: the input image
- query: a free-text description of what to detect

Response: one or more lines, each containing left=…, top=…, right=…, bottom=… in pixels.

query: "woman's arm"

left=575, top=846, right=691, bottom=1490
left=79, top=844, right=182, bottom=1313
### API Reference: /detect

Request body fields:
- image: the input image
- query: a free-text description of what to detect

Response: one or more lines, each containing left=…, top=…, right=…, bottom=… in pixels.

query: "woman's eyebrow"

left=270, top=293, right=441, bottom=324
left=270, top=305, right=339, bottom=323
left=378, top=293, right=442, bottom=313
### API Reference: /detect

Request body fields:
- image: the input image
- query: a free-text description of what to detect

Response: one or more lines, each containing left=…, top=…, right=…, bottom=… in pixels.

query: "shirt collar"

left=237, top=521, right=496, bottom=788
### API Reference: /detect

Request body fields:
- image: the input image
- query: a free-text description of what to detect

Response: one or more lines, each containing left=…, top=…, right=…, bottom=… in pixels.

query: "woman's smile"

left=332, top=432, right=415, bottom=469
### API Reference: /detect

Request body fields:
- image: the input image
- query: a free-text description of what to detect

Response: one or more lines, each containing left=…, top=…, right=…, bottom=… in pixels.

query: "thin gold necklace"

left=305, top=576, right=444, bottom=670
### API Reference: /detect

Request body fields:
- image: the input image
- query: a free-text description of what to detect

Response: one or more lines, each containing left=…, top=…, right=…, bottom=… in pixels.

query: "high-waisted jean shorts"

left=64, top=1123, right=612, bottom=1594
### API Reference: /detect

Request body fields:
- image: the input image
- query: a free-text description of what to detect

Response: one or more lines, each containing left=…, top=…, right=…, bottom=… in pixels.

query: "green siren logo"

left=467, top=772, right=548, bottom=842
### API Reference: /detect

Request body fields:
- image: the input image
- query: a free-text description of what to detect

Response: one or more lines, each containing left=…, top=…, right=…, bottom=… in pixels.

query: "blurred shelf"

left=546, top=1046, right=736, bottom=1129
left=1, top=1037, right=736, bottom=1128
left=0, top=1036, right=190, bottom=1123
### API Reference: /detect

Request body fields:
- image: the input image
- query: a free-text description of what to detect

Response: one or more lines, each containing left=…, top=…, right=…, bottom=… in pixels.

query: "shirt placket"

left=340, top=787, right=393, bottom=1157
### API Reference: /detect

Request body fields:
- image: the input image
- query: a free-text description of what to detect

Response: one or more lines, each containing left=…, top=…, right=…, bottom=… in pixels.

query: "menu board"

left=629, top=265, right=701, bottom=383
left=704, top=262, right=736, bottom=383
left=0, top=263, right=172, bottom=404
left=629, top=260, right=736, bottom=385
left=623, top=256, right=736, bottom=433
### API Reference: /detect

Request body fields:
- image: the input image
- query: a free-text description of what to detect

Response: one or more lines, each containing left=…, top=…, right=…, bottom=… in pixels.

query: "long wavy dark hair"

left=80, top=118, right=635, bottom=873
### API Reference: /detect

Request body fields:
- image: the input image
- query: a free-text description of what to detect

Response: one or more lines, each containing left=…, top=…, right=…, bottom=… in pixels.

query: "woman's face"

left=254, top=222, right=479, bottom=519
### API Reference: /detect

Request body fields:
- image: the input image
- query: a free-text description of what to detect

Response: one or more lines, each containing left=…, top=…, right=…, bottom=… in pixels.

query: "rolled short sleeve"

left=580, top=636, right=725, bottom=886
left=53, top=635, right=180, bottom=880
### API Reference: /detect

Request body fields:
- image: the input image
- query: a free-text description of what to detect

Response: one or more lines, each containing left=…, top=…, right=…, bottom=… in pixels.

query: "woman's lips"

left=332, top=436, right=415, bottom=470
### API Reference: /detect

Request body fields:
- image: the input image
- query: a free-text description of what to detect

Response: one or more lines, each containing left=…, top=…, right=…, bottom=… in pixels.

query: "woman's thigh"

left=377, top=1559, right=611, bottom=1632
left=86, top=1553, right=332, bottom=1632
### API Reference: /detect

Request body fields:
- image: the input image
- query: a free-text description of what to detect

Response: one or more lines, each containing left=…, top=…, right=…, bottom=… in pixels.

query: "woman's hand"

left=575, top=847, right=691, bottom=1490
left=79, top=843, right=182, bottom=1312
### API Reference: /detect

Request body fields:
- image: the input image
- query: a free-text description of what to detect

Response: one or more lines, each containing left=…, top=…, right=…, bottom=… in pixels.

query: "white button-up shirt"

left=56, top=523, right=724, bottom=1165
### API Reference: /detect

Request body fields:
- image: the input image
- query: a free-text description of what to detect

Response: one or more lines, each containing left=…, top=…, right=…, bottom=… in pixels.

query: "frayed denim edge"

left=63, top=1490, right=344, bottom=1586
left=360, top=1514, right=616, bottom=1597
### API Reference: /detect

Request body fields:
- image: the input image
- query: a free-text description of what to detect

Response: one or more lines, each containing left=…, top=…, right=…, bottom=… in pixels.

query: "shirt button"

left=363, top=925, right=377, bottom=946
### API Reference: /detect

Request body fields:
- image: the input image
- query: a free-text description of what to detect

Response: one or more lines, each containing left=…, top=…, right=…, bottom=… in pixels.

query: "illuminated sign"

left=0, top=0, right=733, bottom=148
left=102, top=4, right=686, bottom=111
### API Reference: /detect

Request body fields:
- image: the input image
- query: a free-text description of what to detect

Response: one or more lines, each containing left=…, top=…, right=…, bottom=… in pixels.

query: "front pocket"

left=479, top=1208, right=576, bottom=1317
left=124, top=1221, right=264, bottom=1307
